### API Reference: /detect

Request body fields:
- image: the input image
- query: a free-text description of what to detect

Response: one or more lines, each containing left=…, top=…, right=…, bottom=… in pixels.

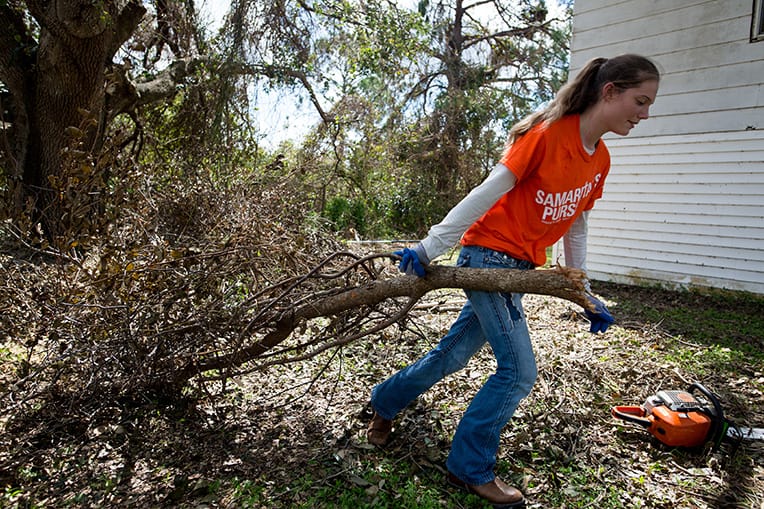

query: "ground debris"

left=1, top=277, right=762, bottom=508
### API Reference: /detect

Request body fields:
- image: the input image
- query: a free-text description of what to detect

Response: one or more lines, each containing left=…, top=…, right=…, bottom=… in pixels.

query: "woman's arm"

left=563, top=210, right=589, bottom=270
left=563, top=211, right=591, bottom=292
left=419, top=163, right=517, bottom=261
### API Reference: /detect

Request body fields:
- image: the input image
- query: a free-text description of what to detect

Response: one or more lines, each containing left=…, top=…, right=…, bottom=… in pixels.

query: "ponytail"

left=507, top=54, right=660, bottom=144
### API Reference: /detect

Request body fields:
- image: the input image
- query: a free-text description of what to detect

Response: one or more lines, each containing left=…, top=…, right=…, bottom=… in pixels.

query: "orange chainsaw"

left=611, top=382, right=764, bottom=450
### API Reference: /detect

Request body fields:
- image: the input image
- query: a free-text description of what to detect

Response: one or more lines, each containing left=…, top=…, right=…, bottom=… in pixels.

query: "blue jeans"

left=370, top=245, right=537, bottom=485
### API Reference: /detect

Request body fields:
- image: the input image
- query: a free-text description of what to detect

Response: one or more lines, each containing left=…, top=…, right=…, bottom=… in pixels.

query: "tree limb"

left=106, top=0, right=147, bottom=61
left=281, top=264, right=591, bottom=323
left=257, top=64, right=332, bottom=124
left=107, top=57, right=331, bottom=127
left=186, top=265, right=591, bottom=378
left=133, top=57, right=205, bottom=106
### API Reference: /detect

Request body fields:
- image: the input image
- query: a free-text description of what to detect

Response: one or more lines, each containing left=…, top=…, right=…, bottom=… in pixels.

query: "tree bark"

left=1, top=0, right=146, bottom=240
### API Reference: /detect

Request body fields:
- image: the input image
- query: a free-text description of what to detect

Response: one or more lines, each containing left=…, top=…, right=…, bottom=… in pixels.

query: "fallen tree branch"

left=187, top=264, right=591, bottom=378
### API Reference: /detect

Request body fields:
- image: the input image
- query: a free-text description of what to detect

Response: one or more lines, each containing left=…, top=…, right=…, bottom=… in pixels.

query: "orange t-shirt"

left=461, top=114, right=610, bottom=266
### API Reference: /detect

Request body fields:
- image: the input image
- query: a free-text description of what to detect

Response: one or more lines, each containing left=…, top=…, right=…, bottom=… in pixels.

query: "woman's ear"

left=601, top=82, right=617, bottom=101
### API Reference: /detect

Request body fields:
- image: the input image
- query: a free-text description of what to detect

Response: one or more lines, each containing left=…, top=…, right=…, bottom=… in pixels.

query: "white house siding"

left=556, top=0, right=764, bottom=294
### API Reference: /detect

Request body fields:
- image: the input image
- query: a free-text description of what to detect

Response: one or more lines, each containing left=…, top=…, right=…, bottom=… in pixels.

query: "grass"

left=225, top=460, right=491, bottom=509
left=610, top=283, right=764, bottom=383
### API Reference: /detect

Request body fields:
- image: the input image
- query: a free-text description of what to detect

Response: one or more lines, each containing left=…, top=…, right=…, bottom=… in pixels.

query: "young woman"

left=367, top=54, right=660, bottom=508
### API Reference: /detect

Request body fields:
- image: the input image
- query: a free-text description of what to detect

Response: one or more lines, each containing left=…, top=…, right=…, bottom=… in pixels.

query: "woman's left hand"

left=585, top=295, right=615, bottom=333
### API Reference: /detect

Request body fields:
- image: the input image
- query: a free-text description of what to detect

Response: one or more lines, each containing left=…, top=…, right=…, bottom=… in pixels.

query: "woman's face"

left=602, top=79, right=659, bottom=136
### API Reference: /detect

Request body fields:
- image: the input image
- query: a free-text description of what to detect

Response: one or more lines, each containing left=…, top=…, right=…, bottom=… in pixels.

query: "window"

left=753, top=0, right=764, bottom=42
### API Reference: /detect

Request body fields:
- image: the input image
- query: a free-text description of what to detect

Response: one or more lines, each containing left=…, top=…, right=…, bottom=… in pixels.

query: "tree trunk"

left=28, top=27, right=108, bottom=238
left=2, top=0, right=146, bottom=241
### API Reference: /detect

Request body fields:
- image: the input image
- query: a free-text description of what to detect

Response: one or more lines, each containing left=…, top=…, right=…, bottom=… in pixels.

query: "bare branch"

left=255, top=64, right=332, bottom=124
left=187, top=264, right=591, bottom=377
left=107, top=0, right=147, bottom=60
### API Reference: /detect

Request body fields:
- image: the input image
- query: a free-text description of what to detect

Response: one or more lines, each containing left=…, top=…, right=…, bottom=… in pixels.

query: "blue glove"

left=393, top=245, right=429, bottom=277
left=585, top=295, right=615, bottom=333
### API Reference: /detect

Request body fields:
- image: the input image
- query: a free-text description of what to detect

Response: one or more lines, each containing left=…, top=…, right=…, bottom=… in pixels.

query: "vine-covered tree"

left=0, top=0, right=211, bottom=243
left=1, top=0, right=570, bottom=243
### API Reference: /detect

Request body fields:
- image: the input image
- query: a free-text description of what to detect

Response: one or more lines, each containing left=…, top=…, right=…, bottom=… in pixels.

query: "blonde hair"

left=507, top=54, right=660, bottom=144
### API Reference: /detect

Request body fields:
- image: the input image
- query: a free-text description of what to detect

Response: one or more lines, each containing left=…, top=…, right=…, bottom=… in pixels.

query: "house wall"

left=557, top=0, right=764, bottom=294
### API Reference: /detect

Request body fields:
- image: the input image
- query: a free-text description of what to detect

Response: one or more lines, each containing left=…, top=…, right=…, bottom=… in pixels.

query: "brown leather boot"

left=366, top=412, right=392, bottom=446
left=447, top=472, right=525, bottom=508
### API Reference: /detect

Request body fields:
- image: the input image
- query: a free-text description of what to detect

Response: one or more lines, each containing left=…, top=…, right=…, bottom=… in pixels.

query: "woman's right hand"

left=393, top=245, right=429, bottom=277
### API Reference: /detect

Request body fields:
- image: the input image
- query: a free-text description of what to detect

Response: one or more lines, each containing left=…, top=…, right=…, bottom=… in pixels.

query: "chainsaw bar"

left=727, top=426, right=764, bottom=442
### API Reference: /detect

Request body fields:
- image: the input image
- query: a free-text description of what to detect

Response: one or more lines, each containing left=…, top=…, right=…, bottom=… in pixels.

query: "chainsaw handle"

left=611, top=406, right=651, bottom=428
left=688, top=382, right=724, bottom=419
left=688, top=382, right=725, bottom=446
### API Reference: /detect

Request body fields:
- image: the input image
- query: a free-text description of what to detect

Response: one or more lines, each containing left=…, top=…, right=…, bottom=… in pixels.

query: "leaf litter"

left=1, top=273, right=763, bottom=508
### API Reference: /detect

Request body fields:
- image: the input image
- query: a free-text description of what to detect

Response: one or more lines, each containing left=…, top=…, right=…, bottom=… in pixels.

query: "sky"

left=197, top=0, right=316, bottom=149
left=197, top=0, right=227, bottom=30
left=195, top=0, right=571, bottom=149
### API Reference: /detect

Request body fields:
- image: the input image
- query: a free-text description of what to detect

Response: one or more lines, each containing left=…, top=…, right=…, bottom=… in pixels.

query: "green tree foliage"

left=223, top=0, right=571, bottom=237
left=370, top=0, right=571, bottom=235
